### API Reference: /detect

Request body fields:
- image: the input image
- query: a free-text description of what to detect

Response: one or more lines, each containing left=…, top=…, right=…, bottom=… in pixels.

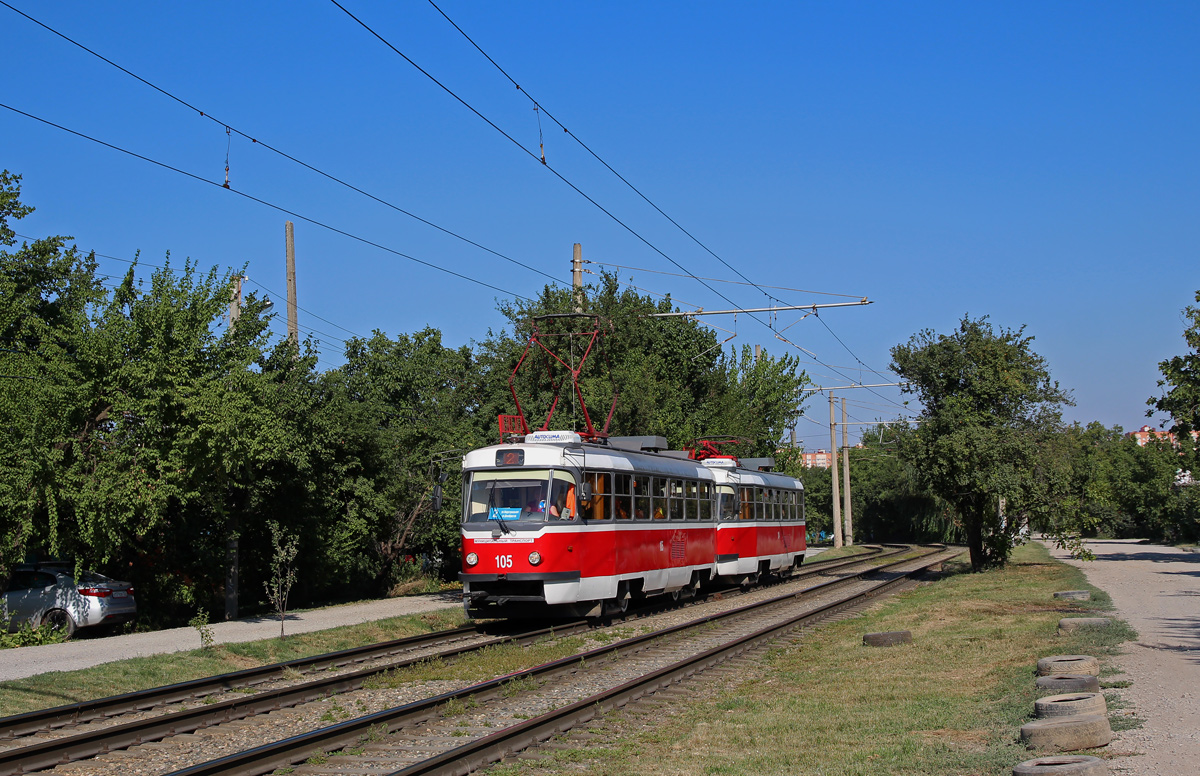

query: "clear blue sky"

left=3, top=1, right=1197, bottom=447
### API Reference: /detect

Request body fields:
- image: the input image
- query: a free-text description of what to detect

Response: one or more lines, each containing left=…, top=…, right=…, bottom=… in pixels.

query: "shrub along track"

left=1, top=544, right=912, bottom=776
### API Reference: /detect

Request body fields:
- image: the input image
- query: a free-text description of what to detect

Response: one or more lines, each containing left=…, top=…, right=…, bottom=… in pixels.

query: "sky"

left=3, top=1, right=1197, bottom=448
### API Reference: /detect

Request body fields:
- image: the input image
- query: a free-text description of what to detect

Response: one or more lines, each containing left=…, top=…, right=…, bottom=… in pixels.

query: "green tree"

left=890, top=316, right=1072, bottom=570
left=1149, top=291, right=1200, bottom=467
left=0, top=171, right=106, bottom=574
left=478, top=274, right=808, bottom=450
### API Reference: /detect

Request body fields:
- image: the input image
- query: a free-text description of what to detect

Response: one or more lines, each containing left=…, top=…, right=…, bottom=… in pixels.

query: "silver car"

left=2, top=565, right=137, bottom=637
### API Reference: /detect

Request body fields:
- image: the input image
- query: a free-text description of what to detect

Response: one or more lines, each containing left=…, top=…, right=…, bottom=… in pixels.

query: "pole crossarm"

left=808, top=381, right=907, bottom=391
left=646, top=300, right=870, bottom=318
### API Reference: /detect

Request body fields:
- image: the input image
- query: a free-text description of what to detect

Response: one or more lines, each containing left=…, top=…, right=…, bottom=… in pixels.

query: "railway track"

left=0, top=543, right=921, bottom=776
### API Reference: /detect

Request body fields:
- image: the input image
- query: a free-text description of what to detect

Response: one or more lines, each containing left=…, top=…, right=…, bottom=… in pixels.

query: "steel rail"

left=0, top=624, right=486, bottom=740
left=0, top=620, right=591, bottom=776
left=162, top=546, right=950, bottom=776
left=0, top=544, right=884, bottom=742
left=404, top=551, right=951, bottom=776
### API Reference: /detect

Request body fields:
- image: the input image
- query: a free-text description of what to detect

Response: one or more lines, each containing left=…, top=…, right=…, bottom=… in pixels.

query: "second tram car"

left=459, top=431, right=805, bottom=619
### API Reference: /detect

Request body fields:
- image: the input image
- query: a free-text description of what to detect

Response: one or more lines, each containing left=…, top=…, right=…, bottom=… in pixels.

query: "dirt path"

left=1042, top=537, right=1200, bottom=775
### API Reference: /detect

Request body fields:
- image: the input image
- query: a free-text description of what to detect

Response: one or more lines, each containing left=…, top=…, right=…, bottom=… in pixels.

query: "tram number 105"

left=496, top=554, right=514, bottom=569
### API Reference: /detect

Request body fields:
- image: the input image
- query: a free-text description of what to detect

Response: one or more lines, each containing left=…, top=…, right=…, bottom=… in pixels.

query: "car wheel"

left=42, top=609, right=76, bottom=639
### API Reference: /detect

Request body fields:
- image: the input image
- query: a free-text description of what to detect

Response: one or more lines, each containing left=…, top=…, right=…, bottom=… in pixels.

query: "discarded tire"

left=1020, top=714, right=1112, bottom=751
left=1036, top=674, right=1101, bottom=693
left=1037, top=655, right=1100, bottom=676
left=1058, top=618, right=1111, bottom=634
left=1012, top=755, right=1110, bottom=775
left=1034, top=692, right=1107, bottom=718
left=863, top=630, right=912, bottom=647
left=1053, top=591, right=1092, bottom=601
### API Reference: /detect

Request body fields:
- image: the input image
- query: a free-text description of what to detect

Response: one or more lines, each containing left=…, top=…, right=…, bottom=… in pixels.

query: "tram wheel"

left=603, top=597, right=629, bottom=616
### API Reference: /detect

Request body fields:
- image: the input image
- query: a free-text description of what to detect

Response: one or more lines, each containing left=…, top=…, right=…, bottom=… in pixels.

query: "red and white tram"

left=459, top=431, right=806, bottom=619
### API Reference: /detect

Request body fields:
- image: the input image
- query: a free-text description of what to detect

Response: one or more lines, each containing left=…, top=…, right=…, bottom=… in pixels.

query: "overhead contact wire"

left=425, top=0, right=783, bottom=306
left=329, top=0, right=776, bottom=329
left=0, top=0, right=561, bottom=286
left=0, top=102, right=530, bottom=301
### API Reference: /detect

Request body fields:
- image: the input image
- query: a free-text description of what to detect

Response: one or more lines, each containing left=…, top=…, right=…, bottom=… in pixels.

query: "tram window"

left=755, top=488, right=765, bottom=521
left=698, top=482, right=712, bottom=521
left=585, top=472, right=613, bottom=520
left=740, top=488, right=753, bottom=520
left=719, top=487, right=738, bottom=521
left=684, top=497, right=697, bottom=520
left=669, top=479, right=685, bottom=520
left=633, top=477, right=650, bottom=520
left=465, top=470, right=551, bottom=522
left=616, top=473, right=633, bottom=495
left=613, top=495, right=631, bottom=520
left=652, top=478, right=668, bottom=519
left=771, top=490, right=780, bottom=521
left=549, top=472, right=579, bottom=520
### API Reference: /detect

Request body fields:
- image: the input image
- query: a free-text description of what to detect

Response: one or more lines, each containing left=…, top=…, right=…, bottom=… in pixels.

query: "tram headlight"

left=465, top=552, right=479, bottom=567
left=528, top=551, right=543, bottom=566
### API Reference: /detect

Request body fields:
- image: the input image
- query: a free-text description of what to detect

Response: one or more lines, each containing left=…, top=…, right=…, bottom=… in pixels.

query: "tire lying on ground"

left=1037, top=655, right=1100, bottom=676
left=1020, top=714, right=1112, bottom=751
left=1052, top=591, right=1092, bottom=601
left=1012, top=755, right=1110, bottom=775
left=1057, top=618, right=1111, bottom=634
left=863, top=630, right=912, bottom=647
left=1036, top=674, right=1101, bottom=693
left=1034, top=693, right=1107, bottom=718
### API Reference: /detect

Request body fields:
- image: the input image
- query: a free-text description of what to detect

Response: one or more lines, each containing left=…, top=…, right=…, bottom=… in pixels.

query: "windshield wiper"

left=484, top=484, right=511, bottom=535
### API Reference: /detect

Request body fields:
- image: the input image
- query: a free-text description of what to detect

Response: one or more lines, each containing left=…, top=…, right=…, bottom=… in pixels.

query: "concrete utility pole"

left=755, top=344, right=761, bottom=362
left=228, top=274, right=244, bottom=326
left=829, top=393, right=843, bottom=548
left=841, top=397, right=853, bottom=546
left=226, top=274, right=244, bottom=622
left=286, top=221, right=298, bottom=344
left=572, top=243, right=583, bottom=313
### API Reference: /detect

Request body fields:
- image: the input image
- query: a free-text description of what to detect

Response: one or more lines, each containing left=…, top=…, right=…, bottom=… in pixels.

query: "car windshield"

left=465, top=470, right=552, bottom=523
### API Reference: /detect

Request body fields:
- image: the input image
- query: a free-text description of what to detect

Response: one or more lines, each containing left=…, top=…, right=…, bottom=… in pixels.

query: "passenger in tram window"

left=549, top=482, right=576, bottom=520
left=615, top=498, right=630, bottom=520
left=653, top=503, right=666, bottom=519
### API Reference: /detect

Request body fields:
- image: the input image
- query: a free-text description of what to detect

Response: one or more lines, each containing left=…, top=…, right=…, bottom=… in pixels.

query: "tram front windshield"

left=466, top=470, right=553, bottom=523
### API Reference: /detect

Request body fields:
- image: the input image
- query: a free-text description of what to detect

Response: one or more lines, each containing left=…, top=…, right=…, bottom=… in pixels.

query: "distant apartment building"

left=800, top=449, right=834, bottom=469
left=1127, top=424, right=1200, bottom=447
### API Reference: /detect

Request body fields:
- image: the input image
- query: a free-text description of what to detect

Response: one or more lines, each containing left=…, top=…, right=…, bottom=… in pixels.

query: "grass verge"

left=489, top=543, right=1136, bottom=776
left=0, top=608, right=464, bottom=718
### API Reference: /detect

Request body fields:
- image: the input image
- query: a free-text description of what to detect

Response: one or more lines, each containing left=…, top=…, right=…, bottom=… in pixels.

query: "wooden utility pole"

left=572, top=243, right=583, bottom=313
left=286, top=221, right=298, bottom=344
left=841, top=396, right=853, bottom=546
left=829, top=393, right=843, bottom=548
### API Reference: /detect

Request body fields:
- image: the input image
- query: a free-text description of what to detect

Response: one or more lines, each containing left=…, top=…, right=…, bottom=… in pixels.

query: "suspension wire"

left=425, top=0, right=785, bottom=307
left=0, top=102, right=531, bottom=301
left=0, top=0, right=562, bottom=286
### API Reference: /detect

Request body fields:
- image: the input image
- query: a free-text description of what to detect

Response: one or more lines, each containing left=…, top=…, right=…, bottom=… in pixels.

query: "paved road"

left=0, top=592, right=462, bottom=682
left=1042, top=538, right=1200, bottom=776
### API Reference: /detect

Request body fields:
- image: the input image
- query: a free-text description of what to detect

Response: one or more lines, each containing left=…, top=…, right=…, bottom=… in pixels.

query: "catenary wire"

left=329, top=0, right=784, bottom=331
left=584, top=260, right=865, bottom=299
left=0, top=102, right=531, bottom=302
left=425, top=0, right=786, bottom=307
left=6, top=1, right=881, bottom=397
left=13, top=234, right=372, bottom=342
left=0, top=0, right=563, bottom=287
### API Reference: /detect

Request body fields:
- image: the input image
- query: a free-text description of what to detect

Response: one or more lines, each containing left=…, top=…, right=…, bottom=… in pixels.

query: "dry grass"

left=486, top=543, right=1135, bottom=776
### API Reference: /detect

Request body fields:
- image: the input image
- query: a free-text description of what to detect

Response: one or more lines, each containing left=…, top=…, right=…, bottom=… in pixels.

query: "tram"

left=459, top=431, right=806, bottom=619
